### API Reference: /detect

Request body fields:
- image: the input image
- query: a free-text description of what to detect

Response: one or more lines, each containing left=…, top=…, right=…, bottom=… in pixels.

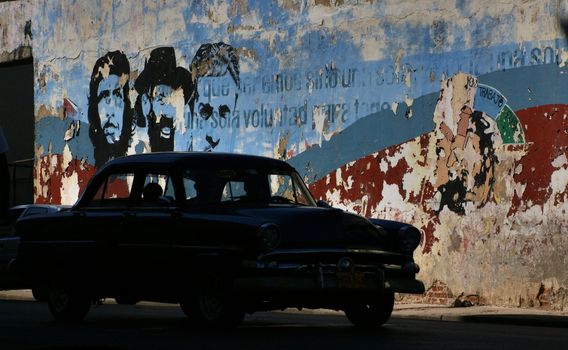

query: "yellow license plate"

left=336, top=271, right=366, bottom=288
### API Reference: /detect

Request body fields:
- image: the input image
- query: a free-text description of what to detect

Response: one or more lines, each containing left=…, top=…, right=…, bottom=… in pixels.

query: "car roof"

left=98, top=152, right=294, bottom=171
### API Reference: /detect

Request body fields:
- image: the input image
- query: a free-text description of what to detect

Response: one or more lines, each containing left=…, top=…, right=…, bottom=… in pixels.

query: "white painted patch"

left=312, top=105, right=327, bottom=144
left=361, top=194, right=369, bottom=215
left=306, top=4, right=339, bottom=26
left=62, top=143, right=72, bottom=169
left=60, top=145, right=79, bottom=205
left=552, top=154, right=568, bottom=168
left=61, top=171, right=79, bottom=205
left=404, top=95, right=414, bottom=118
left=345, top=175, right=354, bottom=191
left=325, top=188, right=343, bottom=207
left=386, top=146, right=405, bottom=168
left=345, top=159, right=357, bottom=171
left=49, top=149, right=57, bottom=174
left=377, top=182, right=409, bottom=216
left=391, top=102, right=399, bottom=114
left=402, top=170, right=422, bottom=200
left=550, top=167, right=568, bottom=195
left=335, top=168, right=343, bottom=187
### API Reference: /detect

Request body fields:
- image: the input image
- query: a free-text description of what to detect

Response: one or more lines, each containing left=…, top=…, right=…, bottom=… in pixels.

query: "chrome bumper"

left=236, top=260, right=425, bottom=294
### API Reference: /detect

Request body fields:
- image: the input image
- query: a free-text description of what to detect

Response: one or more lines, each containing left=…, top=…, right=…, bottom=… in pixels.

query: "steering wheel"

left=270, top=195, right=293, bottom=204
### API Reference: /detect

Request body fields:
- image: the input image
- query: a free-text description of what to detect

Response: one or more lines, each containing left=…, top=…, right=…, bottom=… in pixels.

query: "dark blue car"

left=16, top=152, right=424, bottom=328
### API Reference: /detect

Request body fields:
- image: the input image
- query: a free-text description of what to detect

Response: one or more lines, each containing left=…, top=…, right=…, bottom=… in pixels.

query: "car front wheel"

left=180, top=273, right=244, bottom=328
left=47, top=284, right=91, bottom=322
left=344, top=292, right=395, bottom=328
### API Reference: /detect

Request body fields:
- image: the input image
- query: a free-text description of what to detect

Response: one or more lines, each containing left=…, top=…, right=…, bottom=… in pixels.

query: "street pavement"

left=2, top=289, right=567, bottom=328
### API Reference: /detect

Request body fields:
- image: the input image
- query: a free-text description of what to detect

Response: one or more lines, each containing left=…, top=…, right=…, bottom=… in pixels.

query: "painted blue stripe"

left=289, top=63, right=568, bottom=182
left=288, top=93, right=438, bottom=183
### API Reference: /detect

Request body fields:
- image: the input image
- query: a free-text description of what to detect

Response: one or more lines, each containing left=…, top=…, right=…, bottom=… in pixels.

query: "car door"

left=118, top=170, right=181, bottom=295
left=69, top=171, right=136, bottom=292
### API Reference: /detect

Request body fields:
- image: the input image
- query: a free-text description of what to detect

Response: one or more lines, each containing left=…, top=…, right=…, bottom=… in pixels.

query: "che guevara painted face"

left=97, top=74, right=126, bottom=144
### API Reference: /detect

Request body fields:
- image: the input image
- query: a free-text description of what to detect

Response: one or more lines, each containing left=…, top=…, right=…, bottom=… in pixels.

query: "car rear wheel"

left=180, top=273, right=244, bottom=328
left=344, top=292, right=394, bottom=328
left=47, top=284, right=91, bottom=322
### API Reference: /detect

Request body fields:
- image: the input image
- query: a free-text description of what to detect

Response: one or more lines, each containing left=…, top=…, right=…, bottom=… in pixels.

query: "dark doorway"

left=0, top=59, right=34, bottom=206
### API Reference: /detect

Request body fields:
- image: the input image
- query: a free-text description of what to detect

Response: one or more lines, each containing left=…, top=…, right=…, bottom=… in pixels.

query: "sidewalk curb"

left=391, top=313, right=568, bottom=328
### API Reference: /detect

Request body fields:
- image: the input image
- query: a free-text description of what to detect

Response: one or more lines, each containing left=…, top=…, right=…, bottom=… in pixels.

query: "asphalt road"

left=1, top=299, right=567, bottom=350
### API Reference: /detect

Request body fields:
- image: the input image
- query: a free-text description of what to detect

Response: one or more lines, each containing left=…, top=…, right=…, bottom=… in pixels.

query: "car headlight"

left=397, top=225, right=422, bottom=254
left=257, top=223, right=280, bottom=252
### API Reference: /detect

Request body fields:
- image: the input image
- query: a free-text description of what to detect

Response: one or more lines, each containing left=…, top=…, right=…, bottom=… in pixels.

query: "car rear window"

left=89, top=173, right=135, bottom=207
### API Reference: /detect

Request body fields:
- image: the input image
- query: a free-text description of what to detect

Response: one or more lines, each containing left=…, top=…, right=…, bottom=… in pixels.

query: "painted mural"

left=88, top=51, right=133, bottom=167
left=30, top=0, right=568, bottom=308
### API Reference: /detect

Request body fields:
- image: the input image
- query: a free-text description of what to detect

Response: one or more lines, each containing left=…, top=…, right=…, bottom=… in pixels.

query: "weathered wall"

left=30, top=0, right=568, bottom=309
left=0, top=0, right=32, bottom=63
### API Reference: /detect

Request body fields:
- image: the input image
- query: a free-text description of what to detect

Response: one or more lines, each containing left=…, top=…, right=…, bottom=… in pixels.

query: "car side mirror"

left=316, top=200, right=333, bottom=208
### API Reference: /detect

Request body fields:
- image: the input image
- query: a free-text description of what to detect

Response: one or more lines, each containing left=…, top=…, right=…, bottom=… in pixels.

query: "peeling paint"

left=0, top=0, right=32, bottom=64
left=9, top=0, right=565, bottom=309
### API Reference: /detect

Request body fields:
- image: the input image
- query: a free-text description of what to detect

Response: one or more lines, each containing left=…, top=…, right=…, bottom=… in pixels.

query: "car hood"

left=234, top=206, right=390, bottom=249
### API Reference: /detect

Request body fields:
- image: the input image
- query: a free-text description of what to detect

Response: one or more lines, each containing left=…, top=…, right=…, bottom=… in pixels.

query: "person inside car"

left=142, top=182, right=163, bottom=203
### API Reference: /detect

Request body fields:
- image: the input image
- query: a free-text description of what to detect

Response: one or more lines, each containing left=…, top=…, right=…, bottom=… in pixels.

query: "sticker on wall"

left=474, top=84, right=507, bottom=119
left=474, top=83, right=525, bottom=144
left=496, top=105, right=525, bottom=144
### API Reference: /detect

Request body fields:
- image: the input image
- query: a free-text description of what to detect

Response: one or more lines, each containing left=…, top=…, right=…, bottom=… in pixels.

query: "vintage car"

left=16, top=152, right=424, bottom=327
left=0, top=204, right=69, bottom=299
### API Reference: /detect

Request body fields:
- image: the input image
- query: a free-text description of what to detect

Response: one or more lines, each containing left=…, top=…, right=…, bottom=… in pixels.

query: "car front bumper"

left=236, top=249, right=425, bottom=294
left=234, top=274, right=425, bottom=294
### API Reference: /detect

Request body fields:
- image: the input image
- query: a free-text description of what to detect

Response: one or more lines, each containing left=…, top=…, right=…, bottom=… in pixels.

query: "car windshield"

left=182, top=166, right=316, bottom=207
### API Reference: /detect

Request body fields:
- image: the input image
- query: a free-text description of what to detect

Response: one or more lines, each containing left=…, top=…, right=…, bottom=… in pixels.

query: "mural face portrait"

left=148, top=84, right=186, bottom=146
left=189, top=42, right=240, bottom=152
left=88, top=51, right=133, bottom=168
left=135, top=47, right=192, bottom=153
left=195, top=76, right=237, bottom=121
left=97, top=74, right=126, bottom=144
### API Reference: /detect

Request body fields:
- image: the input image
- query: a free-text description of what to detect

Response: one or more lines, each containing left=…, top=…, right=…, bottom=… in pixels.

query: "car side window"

left=182, top=169, right=222, bottom=205
left=183, top=177, right=197, bottom=199
left=269, top=173, right=310, bottom=205
left=141, top=173, right=175, bottom=206
left=89, top=173, right=135, bottom=207
left=221, top=181, right=246, bottom=201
